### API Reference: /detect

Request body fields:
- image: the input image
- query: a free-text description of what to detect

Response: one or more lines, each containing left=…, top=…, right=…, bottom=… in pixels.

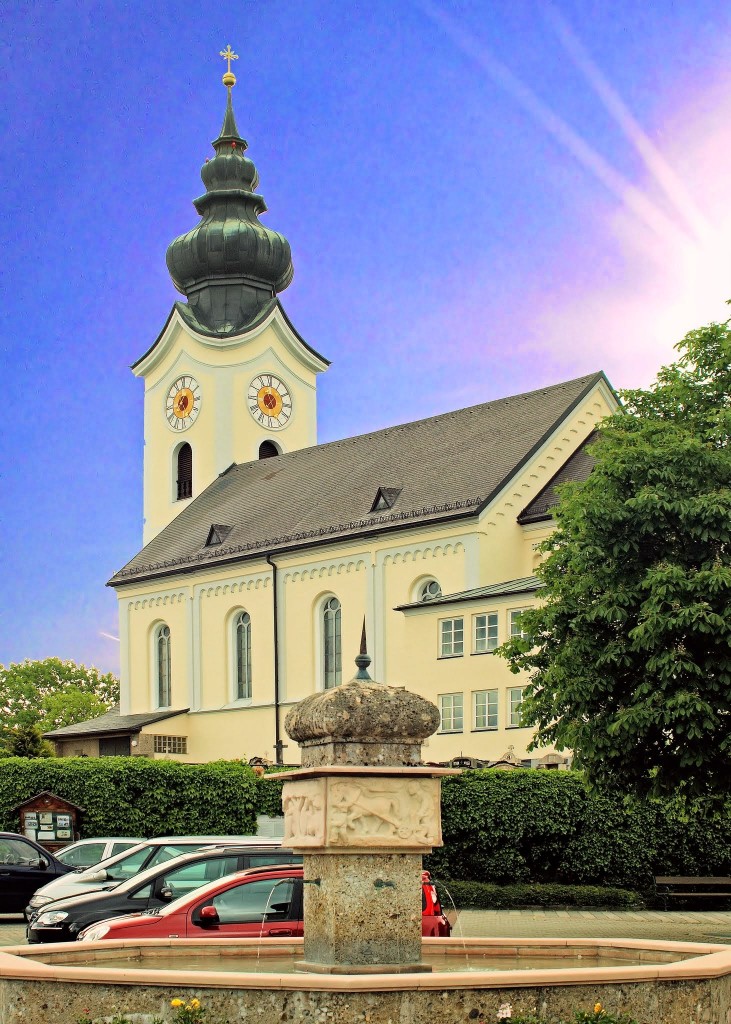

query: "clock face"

left=166, top=375, right=201, bottom=430
left=247, top=374, right=292, bottom=430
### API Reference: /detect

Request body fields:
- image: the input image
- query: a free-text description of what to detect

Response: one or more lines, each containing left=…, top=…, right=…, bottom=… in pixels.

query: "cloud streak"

left=416, top=0, right=696, bottom=250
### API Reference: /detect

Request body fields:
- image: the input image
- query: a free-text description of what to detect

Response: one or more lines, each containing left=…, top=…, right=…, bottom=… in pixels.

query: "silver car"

left=54, top=838, right=144, bottom=869
left=25, top=836, right=282, bottom=919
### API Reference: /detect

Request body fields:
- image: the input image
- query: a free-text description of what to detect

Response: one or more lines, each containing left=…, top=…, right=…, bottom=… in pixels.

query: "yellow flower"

left=594, top=1004, right=603, bottom=1015
left=171, top=999, right=184, bottom=1008
left=189, top=999, right=201, bottom=1010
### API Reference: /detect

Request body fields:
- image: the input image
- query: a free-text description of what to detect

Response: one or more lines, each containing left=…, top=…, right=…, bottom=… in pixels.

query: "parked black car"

left=0, top=832, right=72, bottom=913
left=26, top=845, right=301, bottom=943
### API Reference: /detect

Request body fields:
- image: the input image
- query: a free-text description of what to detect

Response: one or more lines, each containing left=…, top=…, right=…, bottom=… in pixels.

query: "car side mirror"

left=198, top=905, right=219, bottom=927
left=33, top=858, right=48, bottom=871
left=86, top=869, right=108, bottom=882
left=159, top=886, right=174, bottom=902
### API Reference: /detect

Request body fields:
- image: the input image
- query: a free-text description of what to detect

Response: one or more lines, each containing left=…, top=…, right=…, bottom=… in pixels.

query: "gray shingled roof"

left=44, top=708, right=189, bottom=740
left=395, top=575, right=542, bottom=611
left=517, top=431, right=598, bottom=524
left=109, top=372, right=606, bottom=587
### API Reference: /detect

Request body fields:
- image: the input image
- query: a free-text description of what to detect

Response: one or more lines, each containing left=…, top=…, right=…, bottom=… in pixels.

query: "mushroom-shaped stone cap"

left=285, top=678, right=440, bottom=746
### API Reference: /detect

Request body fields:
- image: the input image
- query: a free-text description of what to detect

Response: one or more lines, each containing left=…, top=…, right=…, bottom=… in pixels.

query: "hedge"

left=424, top=769, right=731, bottom=891
left=0, top=757, right=258, bottom=837
left=6, top=759, right=730, bottom=893
left=438, top=879, right=642, bottom=910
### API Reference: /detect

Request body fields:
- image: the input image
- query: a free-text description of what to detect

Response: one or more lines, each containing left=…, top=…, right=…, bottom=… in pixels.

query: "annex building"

left=47, top=66, right=617, bottom=766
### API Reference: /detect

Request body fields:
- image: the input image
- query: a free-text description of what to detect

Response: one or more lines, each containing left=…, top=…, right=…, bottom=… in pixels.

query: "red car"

left=78, top=866, right=451, bottom=942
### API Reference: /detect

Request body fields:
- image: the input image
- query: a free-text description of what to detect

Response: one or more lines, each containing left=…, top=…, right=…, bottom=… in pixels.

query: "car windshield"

left=56, top=842, right=107, bottom=868
left=101, top=843, right=207, bottom=882
left=105, top=850, right=240, bottom=895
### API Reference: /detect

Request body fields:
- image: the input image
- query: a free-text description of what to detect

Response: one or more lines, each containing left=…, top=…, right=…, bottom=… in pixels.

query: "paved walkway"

left=2, top=910, right=731, bottom=948
left=456, top=908, right=731, bottom=943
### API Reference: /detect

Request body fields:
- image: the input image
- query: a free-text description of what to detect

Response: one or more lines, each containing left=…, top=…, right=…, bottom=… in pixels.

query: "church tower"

left=133, top=49, right=329, bottom=544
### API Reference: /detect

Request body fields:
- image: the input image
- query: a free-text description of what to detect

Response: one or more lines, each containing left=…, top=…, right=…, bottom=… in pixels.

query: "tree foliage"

left=0, top=659, right=119, bottom=743
left=2, top=726, right=54, bottom=759
left=500, top=320, right=731, bottom=803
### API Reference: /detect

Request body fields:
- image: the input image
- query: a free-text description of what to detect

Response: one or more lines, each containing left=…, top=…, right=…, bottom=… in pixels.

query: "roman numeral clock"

left=247, top=374, right=292, bottom=430
left=166, top=375, right=202, bottom=430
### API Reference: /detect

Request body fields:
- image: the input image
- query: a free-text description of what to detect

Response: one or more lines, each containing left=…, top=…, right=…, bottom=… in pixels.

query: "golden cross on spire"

left=220, top=45, right=238, bottom=73
left=220, top=44, right=238, bottom=87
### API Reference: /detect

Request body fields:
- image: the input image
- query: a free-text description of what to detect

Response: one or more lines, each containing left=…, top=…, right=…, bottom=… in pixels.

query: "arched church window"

left=418, top=579, right=442, bottom=602
left=235, top=611, right=252, bottom=700
left=177, top=443, right=193, bottom=500
left=156, top=624, right=171, bottom=708
left=259, top=440, right=280, bottom=459
left=322, top=597, right=342, bottom=690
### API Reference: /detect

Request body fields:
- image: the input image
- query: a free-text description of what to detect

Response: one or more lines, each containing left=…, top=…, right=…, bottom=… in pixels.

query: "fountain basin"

left=2, top=936, right=731, bottom=1024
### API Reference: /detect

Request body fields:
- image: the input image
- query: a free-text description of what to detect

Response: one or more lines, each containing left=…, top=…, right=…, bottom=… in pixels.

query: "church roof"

left=395, top=575, right=542, bottom=612
left=517, top=430, right=597, bottom=524
left=109, top=371, right=608, bottom=588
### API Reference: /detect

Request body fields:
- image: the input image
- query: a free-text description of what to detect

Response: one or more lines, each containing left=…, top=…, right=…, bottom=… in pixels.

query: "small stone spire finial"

left=220, top=44, right=239, bottom=87
left=354, top=618, right=372, bottom=680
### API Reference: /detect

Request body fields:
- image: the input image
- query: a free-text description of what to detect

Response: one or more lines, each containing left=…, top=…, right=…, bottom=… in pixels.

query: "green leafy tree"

left=501, top=319, right=731, bottom=803
left=37, top=688, right=113, bottom=732
left=3, top=725, right=54, bottom=758
left=0, top=659, right=119, bottom=739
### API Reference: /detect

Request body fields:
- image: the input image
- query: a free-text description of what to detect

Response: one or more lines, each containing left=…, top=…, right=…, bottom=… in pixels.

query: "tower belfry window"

left=177, top=443, right=193, bottom=500
left=259, top=440, right=280, bottom=459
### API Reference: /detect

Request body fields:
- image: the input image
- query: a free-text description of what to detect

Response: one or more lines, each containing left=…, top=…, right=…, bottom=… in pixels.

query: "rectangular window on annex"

left=509, top=608, right=530, bottom=640
left=439, top=693, right=463, bottom=733
left=473, top=689, right=498, bottom=730
left=153, top=735, right=188, bottom=754
left=473, top=613, right=498, bottom=653
left=507, top=686, right=525, bottom=727
left=440, top=617, right=464, bottom=657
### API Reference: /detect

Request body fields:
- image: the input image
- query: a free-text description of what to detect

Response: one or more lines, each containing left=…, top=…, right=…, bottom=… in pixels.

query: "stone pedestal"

left=298, top=852, right=427, bottom=973
left=278, top=659, right=456, bottom=975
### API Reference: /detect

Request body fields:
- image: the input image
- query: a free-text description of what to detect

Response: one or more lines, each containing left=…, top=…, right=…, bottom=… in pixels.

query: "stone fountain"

left=281, top=627, right=454, bottom=974
left=2, top=642, right=731, bottom=1022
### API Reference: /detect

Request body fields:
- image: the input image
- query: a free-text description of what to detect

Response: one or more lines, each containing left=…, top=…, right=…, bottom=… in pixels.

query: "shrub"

left=436, top=879, right=643, bottom=910
left=426, top=769, right=731, bottom=889
left=0, top=757, right=258, bottom=837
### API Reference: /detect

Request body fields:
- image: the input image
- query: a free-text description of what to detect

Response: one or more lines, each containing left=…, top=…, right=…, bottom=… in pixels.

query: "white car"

left=26, top=836, right=282, bottom=919
left=54, top=838, right=144, bottom=869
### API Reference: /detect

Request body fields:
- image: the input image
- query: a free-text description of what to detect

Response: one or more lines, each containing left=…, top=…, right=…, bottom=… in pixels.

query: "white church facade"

left=47, top=66, right=617, bottom=765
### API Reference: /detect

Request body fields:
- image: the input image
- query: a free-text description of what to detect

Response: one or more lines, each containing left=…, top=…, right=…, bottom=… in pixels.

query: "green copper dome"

left=166, top=87, right=293, bottom=335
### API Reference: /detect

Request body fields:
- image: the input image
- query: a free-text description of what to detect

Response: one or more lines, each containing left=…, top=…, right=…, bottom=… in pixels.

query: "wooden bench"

left=654, top=876, right=731, bottom=911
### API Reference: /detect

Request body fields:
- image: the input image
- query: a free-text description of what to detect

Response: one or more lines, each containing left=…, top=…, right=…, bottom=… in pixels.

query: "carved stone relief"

left=282, top=776, right=441, bottom=850
left=282, top=780, right=326, bottom=847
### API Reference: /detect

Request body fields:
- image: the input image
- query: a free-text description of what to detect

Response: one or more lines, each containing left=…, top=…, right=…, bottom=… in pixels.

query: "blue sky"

left=2, top=1, right=731, bottom=674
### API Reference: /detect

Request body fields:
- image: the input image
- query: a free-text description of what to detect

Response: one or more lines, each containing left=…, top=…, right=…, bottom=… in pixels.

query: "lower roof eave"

left=108, top=507, right=480, bottom=590
left=44, top=708, right=190, bottom=741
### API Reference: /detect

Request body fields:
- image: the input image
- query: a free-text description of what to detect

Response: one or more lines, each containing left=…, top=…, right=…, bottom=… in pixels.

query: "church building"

left=46, top=60, right=618, bottom=765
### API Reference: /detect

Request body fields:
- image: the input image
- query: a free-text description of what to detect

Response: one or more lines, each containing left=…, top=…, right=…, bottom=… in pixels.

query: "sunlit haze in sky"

left=3, top=1, right=731, bottom=674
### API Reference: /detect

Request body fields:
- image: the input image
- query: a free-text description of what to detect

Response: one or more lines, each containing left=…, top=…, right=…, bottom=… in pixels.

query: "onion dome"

left=166, top=62, right=293, bottom=335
